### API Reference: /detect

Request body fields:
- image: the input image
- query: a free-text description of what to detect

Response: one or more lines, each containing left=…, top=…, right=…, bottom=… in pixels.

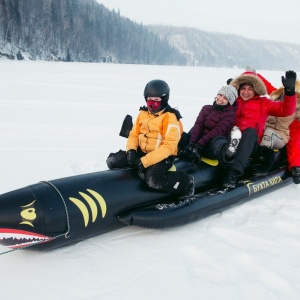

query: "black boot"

left=223, top=168, right=238, bottom=188
left=179, top=175, right=195, bottom=199
left=213, top=142, right=234, bottom=164
left=106, top=150, right=128, bottom=169
left=251, top=146, right=275, bottom=176
left=290, top=167, right=300, bottom=184
left=251, top=163, right=268, bottom=176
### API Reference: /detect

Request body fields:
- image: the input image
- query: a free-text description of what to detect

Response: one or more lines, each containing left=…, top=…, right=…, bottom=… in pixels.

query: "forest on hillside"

left=0, top=0, right=186, bottom=64
left=149, top=25, right=300, bottom=70
left=1, top=0, right=300, bottom=70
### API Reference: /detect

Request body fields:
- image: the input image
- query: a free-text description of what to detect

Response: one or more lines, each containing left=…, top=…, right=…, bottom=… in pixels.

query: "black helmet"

left=144, top=79, right=170, bottom=108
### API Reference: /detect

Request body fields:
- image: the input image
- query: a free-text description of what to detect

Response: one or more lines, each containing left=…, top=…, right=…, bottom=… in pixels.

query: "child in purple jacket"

left=183, top=85, right=240, bottom=167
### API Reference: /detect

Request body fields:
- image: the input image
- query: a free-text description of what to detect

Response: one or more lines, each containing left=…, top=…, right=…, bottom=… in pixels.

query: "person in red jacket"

left=213, top=70, right=297, bottom=188
left=182, top=85, right=239, bottom=167
left=287, top=119, right=300, bottom=184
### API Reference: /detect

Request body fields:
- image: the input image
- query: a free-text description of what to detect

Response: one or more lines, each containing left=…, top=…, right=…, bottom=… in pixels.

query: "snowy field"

left=1, top=60, right=300, bottom=300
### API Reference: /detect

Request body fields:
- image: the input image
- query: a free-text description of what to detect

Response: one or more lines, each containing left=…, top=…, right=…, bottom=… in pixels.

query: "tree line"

left=1, top=0, right=299, bottom=70
left=0, top=0, right=187, bottom=64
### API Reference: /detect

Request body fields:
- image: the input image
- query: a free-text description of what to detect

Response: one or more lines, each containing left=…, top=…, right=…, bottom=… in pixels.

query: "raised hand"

left=281, top=70, right=297, bottom=93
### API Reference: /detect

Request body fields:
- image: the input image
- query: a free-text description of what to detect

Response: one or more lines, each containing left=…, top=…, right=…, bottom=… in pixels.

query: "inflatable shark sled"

left=0, top=115, right=293, bottom=251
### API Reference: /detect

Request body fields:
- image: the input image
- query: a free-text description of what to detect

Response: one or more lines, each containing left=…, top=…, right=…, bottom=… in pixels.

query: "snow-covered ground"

left=1, top=60, right=300, bottom=300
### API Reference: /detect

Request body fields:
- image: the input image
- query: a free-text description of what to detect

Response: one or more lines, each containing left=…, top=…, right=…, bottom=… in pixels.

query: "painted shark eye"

left=20, top=200, right=37, bottom=227
left=21, top=208, right=36, bottom=221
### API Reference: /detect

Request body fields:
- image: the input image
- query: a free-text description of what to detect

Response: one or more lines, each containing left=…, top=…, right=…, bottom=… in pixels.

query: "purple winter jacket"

left=190, top=101, right=236, bottom=148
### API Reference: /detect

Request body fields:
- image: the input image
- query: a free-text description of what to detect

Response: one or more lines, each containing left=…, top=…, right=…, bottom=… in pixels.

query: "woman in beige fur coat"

left=252, top=80, right=300, bottom=184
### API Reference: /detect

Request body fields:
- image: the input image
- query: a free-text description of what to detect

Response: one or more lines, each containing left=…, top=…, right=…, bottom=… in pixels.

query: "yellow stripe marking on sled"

left=168, top=157, right=219, bottom=171
left=168, top=165, right=177, bottom=172
left=79, top=192, right=98, bottom=222
left=201, top=157, right=219, bottom=166
left=69, top=197, right=89, bottom=227
left=87, top=189, right=107, bottom=218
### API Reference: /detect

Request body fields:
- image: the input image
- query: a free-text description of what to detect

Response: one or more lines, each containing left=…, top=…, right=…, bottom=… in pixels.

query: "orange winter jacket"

left=126, top=108, right=183, bottom=168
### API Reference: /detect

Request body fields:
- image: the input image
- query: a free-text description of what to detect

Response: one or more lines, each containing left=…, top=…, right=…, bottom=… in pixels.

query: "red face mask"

left=146, top=100, right=161, bottom=112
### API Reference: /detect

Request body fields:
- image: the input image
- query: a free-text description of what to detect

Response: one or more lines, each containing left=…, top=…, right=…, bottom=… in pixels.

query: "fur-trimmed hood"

left=270, top=80, right=300, bottom=103
left=230, top=74, right=267, bottom=96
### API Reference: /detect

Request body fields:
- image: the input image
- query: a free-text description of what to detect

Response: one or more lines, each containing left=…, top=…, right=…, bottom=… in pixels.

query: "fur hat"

left=230, top=74, right=267, bottom=96
left=217, top=85, right=238, bottom=105
left=242, top=67, right=276, bottom=95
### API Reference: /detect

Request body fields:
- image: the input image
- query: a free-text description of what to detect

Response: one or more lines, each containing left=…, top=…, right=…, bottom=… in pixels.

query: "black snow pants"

left=106, top=149, right=192, bottom=196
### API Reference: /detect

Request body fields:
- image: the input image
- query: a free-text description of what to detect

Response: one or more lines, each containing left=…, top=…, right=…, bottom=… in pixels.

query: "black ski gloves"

left=127, top=150, right=137, bottom=167
left=190, top=144, right=203, bottom=168
left=135, top=158, right=145, bottom=173
left=127, top=150, right=145, bottom=173
left=282, top=70, right=297, bottom=96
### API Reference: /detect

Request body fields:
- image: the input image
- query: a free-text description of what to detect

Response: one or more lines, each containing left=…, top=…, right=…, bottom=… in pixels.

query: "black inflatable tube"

left=0, top=154, right=291, bottom=251
left=118, top=167, right=292, bottom=228
left=0, top=159, right=219, bottom=251
left=1, top=114, right=292, bottom=251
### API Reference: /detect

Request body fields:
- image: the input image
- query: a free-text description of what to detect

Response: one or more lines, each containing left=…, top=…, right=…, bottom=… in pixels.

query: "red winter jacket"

left=234, top=94, right=296, bottom=143
left=286, top=119, right=300, bottom=169
left=190, top=102, right=236, bottom=148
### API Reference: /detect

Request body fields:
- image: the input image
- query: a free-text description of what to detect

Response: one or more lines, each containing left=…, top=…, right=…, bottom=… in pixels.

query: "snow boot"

left=106, top=150, right=128, bottom=169
left=223, top=168, right=238, bottom=188
left=251, top=146, right=275, bottom=176
left=179, top=175, right=195, bottom=199
left=290, top=166, right=300, bottom=184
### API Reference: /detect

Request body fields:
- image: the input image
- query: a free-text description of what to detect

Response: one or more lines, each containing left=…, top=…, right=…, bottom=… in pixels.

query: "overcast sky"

left=97, top=0, right=300, bottom=45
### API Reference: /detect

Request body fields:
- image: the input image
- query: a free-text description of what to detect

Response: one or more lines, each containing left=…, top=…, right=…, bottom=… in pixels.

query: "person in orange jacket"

left=106, top=79, right=195, bottom=198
